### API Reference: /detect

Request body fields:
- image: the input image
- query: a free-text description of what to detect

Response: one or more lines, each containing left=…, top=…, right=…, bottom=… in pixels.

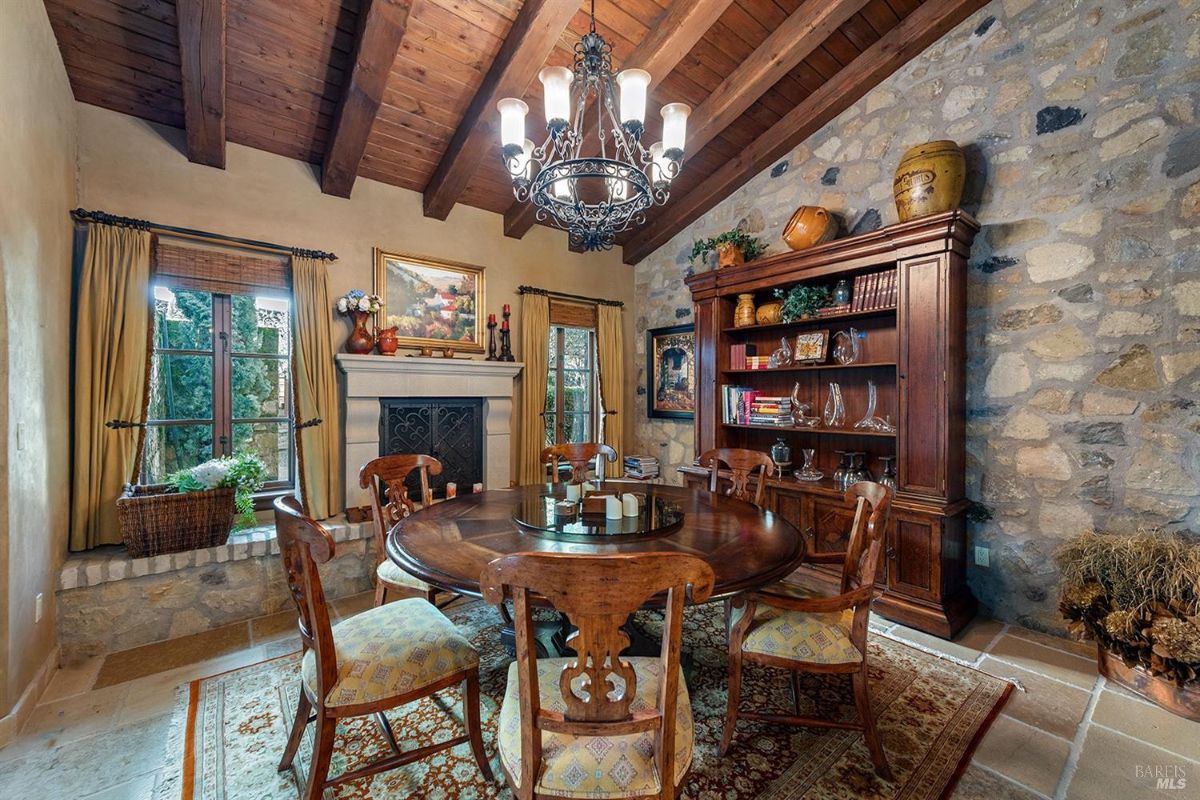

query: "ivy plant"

left=774, top=283, right=832, bottom=322
left=690, top=229, right=768, bottom=267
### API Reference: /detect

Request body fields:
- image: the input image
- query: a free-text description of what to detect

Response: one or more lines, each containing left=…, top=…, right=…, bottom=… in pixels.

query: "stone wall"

left=632, top=0, right=1200, bottom=632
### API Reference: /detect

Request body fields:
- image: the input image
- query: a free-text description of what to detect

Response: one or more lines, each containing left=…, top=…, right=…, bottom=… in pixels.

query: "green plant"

left=690, top=229, right=768, bottom=266
left=167, top=452, right=267, bottom=528
left=774, top=283, right=831, bottom=322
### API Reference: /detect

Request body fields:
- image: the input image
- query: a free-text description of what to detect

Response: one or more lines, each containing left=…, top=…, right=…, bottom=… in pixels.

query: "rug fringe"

left=153, top=682, right=192, bottom=800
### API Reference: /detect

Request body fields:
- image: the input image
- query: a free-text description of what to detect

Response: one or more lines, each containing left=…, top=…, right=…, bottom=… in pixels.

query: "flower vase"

left=345, top=310, right=375, bottom=354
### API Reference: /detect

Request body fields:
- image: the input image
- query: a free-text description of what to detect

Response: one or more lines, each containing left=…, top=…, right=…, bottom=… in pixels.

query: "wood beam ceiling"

left=321, top=0, right=414, bottom=198
left=176, top=0, right=227, bottom=168
left=502, top=0, right=737, bottom=241
left=621, top=0, right=990, bottom=265
left=421, top=0, right=581, bottom=221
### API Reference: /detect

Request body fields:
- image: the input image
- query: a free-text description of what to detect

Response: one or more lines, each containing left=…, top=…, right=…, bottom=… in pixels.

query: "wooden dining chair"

left=698, top=447, right=775, bottom=509
left=273, top=496, right=493, bottom=798
left=540, top=442, right=617, bottom=483
left=359, top=454, right=444, bottom=607
left=720, top=482, right=894, bottom=780
left=481, top=552, right=715, bottom=800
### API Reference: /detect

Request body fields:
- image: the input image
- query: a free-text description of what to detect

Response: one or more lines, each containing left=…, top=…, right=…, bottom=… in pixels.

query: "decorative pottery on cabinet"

left=733, top=294, right=757, bottom=328
left=893, top=140, right=965, bottom=222
left=377, top=326, right=399, bottom=355
left=345, top=310, right=376, bottom=354
left=782, top=206, right=837, bottom=251
left=755, top=301, right=783, bottom=325
left=717, top=241, right=745, bottom=268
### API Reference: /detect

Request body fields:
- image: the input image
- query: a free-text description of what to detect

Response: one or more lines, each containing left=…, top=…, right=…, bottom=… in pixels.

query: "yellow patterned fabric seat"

left=301, top=597, right=477, bottom=708
left=739, top=603, right=862, bottom=665
left=376, top=558, right=431, bottom=591
left=497, top=657, right=693, bottom=798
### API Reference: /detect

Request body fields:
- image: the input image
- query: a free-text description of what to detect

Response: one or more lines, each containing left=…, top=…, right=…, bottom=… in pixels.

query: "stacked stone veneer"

left=56, top=521, right=374, bottom=662
left=633, top=0, right=1200, bottom=632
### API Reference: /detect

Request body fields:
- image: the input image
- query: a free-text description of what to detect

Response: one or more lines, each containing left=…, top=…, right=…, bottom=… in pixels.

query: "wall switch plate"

left=16, top=422, right=24, bottom=451
left=974, top=546, right=990, bottom=568
left=35, top=592, right=44, bottom=623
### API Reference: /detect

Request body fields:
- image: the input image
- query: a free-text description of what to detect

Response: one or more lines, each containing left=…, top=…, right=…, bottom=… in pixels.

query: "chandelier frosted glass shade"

left=496, top=19, right=689, bottom=251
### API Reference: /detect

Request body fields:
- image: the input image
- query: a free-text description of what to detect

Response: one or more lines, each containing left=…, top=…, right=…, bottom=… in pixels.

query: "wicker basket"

left=116, top=483, right=237, bottom=558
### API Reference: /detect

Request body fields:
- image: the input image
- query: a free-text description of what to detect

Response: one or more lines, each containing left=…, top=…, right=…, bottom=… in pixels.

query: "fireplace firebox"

left=379, top=398, right=484, bottom=501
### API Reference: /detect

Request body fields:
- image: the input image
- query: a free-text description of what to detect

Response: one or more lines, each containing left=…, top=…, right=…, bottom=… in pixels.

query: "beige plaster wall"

left=75, top=104, right=636, bottom=495
left=0, top=0, right=78, bottom=714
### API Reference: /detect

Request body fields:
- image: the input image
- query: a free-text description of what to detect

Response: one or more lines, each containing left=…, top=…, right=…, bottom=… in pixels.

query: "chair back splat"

left=698, top=447, right=776, bottom=509
left=540, top=443, right=617, bottom=483
left=481, top=552, right=714, bottom=798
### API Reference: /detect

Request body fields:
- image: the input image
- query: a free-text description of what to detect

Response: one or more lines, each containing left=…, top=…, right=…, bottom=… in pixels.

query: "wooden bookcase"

left=681, top=210, right=979, bottom=637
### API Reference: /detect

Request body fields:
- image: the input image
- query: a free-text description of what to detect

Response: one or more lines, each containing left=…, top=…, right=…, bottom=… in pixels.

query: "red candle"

left=503, top=303, right=510, bottom=314
left=488, top=313, right=496, bottom=324
left=501, top=319, right=509, bottom=330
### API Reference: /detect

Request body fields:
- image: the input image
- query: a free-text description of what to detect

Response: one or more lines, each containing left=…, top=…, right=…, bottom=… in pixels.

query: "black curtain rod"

left=70, top=208, right=338, bottom=261
left=517, top=285, right=623, bottom=308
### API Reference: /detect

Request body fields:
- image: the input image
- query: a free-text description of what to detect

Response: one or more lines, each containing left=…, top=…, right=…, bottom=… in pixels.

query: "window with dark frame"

left=544, top=324, right=598, bottom=447
left=142, top=244, right=295, bottom=503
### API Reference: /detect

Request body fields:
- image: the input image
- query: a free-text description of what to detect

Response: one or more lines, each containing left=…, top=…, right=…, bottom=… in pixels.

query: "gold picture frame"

left=373, top=249, right=485, bottom=352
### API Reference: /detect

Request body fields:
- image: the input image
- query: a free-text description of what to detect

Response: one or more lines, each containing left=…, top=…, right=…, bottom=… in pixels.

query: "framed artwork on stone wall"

left=646, top=324, right=695, bottom=419
left=373, top=248, right=485, bottom=352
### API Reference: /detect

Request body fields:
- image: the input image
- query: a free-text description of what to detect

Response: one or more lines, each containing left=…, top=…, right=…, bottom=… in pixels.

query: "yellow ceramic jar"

left=782, top=206, right=837, bottom=250
left=733, top=294, right=757, bottom=327
left=893, top=140, right=966, bottom=222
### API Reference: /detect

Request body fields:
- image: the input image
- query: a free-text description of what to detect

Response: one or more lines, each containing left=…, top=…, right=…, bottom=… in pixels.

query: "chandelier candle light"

left=496, top=1, right=690, bottom=251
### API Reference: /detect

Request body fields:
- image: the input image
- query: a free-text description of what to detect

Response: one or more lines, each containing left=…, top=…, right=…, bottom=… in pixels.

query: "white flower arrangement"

left=335, top=289, right=384, bottom=315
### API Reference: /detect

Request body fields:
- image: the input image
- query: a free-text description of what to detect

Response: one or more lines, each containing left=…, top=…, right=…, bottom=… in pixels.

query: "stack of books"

left=623, top=455, right=660, bottom=479
left=728, top=343, right=758, bottom=370
left=748, top=395, right=793, bottom=426
left=850, top=270, right=897, bottom=311
left=722, top=386, right=758, bottom=424
left=745, top=355, right=772, bottom=370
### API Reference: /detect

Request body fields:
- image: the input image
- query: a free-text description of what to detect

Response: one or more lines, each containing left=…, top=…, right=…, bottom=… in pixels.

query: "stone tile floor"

left=3, top=593, right=1197, bottom=799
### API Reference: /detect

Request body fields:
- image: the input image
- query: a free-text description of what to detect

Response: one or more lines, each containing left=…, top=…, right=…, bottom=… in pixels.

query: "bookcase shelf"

left=683, top=210, right=980, bottom=639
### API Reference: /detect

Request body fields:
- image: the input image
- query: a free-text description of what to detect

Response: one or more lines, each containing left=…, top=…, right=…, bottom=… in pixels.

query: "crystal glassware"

left=877, top=455, right=897, bottom=490
left=853, top=380, right=897, bottom=432
left=796, top=448, right=823, bottom=482
left=831, top=450, right=850, bottom=487
left=848, top=452, right=870, bottom=485
left=770, top=438, right=792, bottom=477
left=832, top=327, right=861, bottom=365
left=790, top=382, right=821, bottom=427
left=823, top=382, right=845, bottom=428
left=770, top=336, right=794, bottom=368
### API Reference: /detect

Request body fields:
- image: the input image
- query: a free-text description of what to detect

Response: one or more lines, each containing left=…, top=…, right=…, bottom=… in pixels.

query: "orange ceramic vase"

left=345, top=310, right=375, bottom=354
left=782, top=206, right=837, bottom=251
left=893, top=140, right=965, bottom=222
left=377, top=326, right=399, bottom=356
left=716, top=241, right=745, bottom=268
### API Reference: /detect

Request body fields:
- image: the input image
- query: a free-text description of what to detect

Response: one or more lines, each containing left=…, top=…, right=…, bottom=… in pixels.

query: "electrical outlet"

left=35, top=592, right=44, bottom=623
left=974, top=546, right=990, bottom=568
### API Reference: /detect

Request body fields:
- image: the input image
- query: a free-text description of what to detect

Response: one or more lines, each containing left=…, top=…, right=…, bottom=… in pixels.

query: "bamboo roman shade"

left=548, top=299, right=597, bottom=329
left=154, top=240, right=289, bottom=294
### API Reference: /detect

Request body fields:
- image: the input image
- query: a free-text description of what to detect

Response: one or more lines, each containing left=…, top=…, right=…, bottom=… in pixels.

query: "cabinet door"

left=888, top=511, right=939, bottom=601
left=897, top=254, right=950, bottom=497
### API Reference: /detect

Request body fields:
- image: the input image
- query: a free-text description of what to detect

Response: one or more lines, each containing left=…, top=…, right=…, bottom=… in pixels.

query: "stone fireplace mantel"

left=336, top=354, right=524, bottom=508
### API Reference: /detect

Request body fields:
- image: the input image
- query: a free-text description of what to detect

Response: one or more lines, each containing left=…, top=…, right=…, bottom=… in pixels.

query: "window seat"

left=56, top=517, right=375, bottom=663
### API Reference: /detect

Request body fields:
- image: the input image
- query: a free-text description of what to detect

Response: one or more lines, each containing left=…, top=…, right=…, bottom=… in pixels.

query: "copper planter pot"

left=1097, top=645, right=1200, bottom=721
left=782, top=206, right=837, bottom=251
left=893, top=140, right=965, bottom=222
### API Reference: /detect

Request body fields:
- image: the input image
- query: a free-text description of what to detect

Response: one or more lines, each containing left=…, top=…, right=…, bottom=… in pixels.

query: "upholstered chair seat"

left=497, top=657, right=693, bottom=798
left=300, top=597, right=478, bottom=709
left=376, top=559, right=433, bottom=593
left=738, top=605, right=861, bottom=665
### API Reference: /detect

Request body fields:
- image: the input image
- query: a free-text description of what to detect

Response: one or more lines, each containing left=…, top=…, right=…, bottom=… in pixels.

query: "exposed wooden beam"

left=684, top=0, right=871, bottom=155
left=321, top=0, right=413, bottom=198
left=503, top=0, right=735, bottom=240
left=176, top=0, right=227, bottom=168
left=422, top=0, right=581, bottom=221
left=621, top=0, right=989, bottom=265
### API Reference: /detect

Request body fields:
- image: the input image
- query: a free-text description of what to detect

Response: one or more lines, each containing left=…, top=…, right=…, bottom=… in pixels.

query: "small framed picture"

left=647, top=324, right=695, bottom=419
left=793, top=330, right=829, bottom=363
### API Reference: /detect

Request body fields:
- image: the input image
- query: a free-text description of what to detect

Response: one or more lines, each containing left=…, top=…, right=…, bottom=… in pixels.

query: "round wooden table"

left=387, top=483, right=807, bottom=657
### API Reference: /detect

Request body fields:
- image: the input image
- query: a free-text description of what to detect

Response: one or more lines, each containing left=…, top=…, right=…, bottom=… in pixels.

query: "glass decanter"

left=877, top=455, right=897, bottom=490
left=790, top=382, right=820, bottom=427
left=831, top=327, right=861, bottom=365
left=796, top=448, right=823, bottom=482
left=769, top=336, right=794, bottom=369
left=853, top=380, right=897, bottom=432
left=823, top=382, right=845, bottom=428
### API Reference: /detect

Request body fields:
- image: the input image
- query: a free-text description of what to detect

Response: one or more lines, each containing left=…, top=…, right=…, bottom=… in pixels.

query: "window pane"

left=149, top=354, right=213, bottom=421
left=232, top=356, right=288, bottom=418
left=548, top=329, right=558, bottom=365
left=563, top=385, right=589, bottom=413
left=545, top=371, right=557, bottom=414
left=232, top=294, right=291, bottom=355
left=564, top=413, right=590, bottom=443
left=142, top=424, right=213, bottom=483
left=154, top=286, right=213, bottom=350
left=233, top=422, right=291, bottom=483
left=543, top=412, right=556, bottom=446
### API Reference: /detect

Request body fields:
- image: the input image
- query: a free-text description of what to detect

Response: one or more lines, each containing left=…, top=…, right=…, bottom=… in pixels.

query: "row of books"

left=851, top=271, right=897, bottom=311
left=623, top=455, right=660, bottom=478
left=729, top=343, right=759, bottom=369
left=723, top=387, right=796, bottom=426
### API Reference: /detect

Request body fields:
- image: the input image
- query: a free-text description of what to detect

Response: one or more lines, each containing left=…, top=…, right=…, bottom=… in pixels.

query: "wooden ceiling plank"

left=684, top=0, right=870, bottom=154
left=502, top=0, right=735, bottom=239
left=421, top=0, right=580, bottom=221
left=621, top=0, right=989, bottom=264
left=321, top=0, right=414, bottom=198
left=177, top=0, right=227, bottom=168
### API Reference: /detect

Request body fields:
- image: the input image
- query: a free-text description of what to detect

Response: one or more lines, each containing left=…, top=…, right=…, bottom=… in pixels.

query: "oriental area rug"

left=155, top=600, right=1010, bottom=800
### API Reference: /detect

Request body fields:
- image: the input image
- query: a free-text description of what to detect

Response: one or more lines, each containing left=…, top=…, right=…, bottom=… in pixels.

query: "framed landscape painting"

left=374, top=249, right=484, bottom=352
left=647, top=323, right=694, bottom=419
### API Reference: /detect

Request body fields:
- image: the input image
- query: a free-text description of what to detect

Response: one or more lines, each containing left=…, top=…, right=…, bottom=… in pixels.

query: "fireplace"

left=379, top=398, right=483, bottom=500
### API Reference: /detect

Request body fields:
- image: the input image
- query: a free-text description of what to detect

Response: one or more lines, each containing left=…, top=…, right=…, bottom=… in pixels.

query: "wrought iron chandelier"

left=496, top=1, right=690, bottom=251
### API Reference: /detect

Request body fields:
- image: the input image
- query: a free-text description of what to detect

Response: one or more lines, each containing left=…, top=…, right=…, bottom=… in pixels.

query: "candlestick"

left=499, top=305, right=515, bottom=362
left=486, top=315, right=498, bottom=361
